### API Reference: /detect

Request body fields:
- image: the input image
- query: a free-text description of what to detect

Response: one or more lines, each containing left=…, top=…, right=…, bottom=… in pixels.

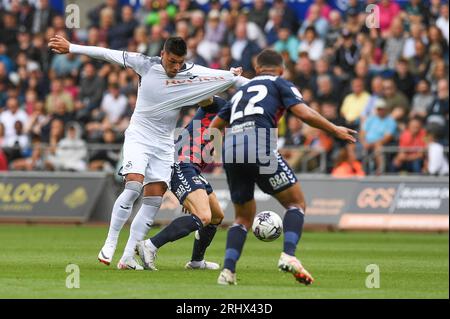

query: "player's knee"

left=198, top=214, right=211, bottom=226
left=121, top=181, right=143, bottom=203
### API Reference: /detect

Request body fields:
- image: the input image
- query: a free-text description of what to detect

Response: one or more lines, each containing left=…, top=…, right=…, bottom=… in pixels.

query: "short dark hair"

left=256, top=49, right=284, bottom=68
left=163, top=37, right=187, bottom=56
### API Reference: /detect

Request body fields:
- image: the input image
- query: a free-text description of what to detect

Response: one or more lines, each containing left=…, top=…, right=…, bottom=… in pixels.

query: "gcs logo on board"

left=357, top=188, right=396, bottom=209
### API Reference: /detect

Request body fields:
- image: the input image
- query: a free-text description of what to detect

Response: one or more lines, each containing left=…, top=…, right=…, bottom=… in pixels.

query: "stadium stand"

left=0, top=0, right=448, bottom=176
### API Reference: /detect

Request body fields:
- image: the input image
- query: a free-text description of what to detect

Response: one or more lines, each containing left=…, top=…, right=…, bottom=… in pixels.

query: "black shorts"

left=170, top=162, right=213, bottom=204
left=224, top=152, right=298, bottom=204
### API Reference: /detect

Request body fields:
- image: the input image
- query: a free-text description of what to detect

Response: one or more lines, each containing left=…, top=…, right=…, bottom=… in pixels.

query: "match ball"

left=252, top=211, right=283, bottom=242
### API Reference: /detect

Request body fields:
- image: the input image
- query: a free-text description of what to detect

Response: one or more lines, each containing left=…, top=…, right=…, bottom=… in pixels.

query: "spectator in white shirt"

left=101, top=83, right=128, bottom=125
left=426, top=127, right=449, bottom=176
left=298, top=26, right=325, bottom=61
left=0, top=97, right=29, bottom=141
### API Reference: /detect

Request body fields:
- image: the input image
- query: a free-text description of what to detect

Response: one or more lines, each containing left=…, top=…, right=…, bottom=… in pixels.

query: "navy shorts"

left=170, top=162, right=213, bottom=204
left=223, top=152, right=298, bottom=204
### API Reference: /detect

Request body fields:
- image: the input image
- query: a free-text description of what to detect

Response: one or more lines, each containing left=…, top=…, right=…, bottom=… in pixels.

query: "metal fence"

left=3, top=143, right=448, bottom=175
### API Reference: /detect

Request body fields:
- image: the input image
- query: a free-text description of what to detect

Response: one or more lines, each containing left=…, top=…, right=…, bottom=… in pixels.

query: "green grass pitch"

left=0, top=225, right=448, bottom=299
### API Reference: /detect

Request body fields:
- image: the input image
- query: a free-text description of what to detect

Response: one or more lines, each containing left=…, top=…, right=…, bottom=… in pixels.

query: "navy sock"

left=151, top=215, right=202, bottom=249
left=191, top=223, right=219, bottom=262
left=223, top=224, right=247, bottom=273
left=283, top=207, right=305, bottom=256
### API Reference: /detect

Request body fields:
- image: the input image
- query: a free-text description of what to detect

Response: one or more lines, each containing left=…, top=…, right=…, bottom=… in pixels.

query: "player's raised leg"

left=273, top=182, right=314, bottom=285
left=186, top=191, right=224, bottom=270
left=118, top=181, right=166, bottom=270
left=137, top=188, right=210, bottom=270
left=98, top=173, right=143, bottom=266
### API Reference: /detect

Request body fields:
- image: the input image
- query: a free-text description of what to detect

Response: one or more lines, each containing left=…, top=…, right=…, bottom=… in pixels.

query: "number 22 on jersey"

left=230, top=85, right=268, bottom=124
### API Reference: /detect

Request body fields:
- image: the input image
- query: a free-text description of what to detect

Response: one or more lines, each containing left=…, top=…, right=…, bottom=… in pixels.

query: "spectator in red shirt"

left=0, top=149, right=7, bottom=171
left=392, top=116, right=427, bottom=173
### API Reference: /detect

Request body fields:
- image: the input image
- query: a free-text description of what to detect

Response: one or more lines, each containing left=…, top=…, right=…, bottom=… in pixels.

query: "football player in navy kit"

left=211, top=49, right=357, bottom=285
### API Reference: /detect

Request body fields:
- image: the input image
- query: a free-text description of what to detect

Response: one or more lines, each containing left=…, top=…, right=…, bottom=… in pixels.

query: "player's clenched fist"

left=48, top=35, right=71, bottom=54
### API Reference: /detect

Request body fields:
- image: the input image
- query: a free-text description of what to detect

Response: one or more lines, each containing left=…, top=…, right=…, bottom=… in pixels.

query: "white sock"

left=105, top=181, right=142, bottom=245
left=122, top=196, right=162, bottom=258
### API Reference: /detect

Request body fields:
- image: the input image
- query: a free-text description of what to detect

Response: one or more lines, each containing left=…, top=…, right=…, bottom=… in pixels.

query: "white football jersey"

left=70, top=44, right=246, bottom=145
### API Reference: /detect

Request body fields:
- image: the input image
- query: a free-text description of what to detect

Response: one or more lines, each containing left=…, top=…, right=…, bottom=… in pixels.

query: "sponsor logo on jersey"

left=166, top=76, right=226, bottom=86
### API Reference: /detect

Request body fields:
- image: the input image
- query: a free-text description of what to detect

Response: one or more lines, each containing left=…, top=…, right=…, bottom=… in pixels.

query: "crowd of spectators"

left=0, top=0, right=448, bottom=176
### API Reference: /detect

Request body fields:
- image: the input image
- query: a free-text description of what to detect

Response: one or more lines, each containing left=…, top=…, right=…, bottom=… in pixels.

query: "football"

left=252, top=211, right=283, bottom=242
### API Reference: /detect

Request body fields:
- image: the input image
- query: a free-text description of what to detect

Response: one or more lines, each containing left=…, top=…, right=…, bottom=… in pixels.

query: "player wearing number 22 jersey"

left=211, top=50, right=357, bottom=286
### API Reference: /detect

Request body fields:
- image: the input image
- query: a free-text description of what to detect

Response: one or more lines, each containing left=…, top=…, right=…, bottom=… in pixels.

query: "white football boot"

left=97, top=242, right=116, bottom=266
left=135, top=240, right=158, bottom=270
left=117, top=256, right=144, bottom=270
left=278, top=252, right=314, bottom=285
left=217, top=268, right=237, bottom=285
left=185, top=260, right=220, bottom=270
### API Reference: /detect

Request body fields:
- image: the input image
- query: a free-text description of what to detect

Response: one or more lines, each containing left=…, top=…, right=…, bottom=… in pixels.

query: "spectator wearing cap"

left=360, top=99, right=397, bottom=174
left=392, top=116, right=427, bottom=173
left=203, top=10, right=226, bottom=44
left=298, top=26, right=324, bottom=62
left=298, top=4, right=328, bottom=39
left=340, top=77, right=370, bottom=129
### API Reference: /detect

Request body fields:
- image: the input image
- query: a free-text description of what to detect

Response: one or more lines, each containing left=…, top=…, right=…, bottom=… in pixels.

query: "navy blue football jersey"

left=218, top=75, right=305, bottom=160
left=217, top=75, right=305, bottom=129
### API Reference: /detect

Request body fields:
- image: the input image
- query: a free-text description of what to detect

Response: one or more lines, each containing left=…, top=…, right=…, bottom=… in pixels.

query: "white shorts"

left=121, top=129, right=174, bottom=186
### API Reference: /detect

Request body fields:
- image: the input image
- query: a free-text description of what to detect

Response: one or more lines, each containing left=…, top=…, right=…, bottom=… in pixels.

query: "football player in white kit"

left=49, top=35, right=246, bottom=270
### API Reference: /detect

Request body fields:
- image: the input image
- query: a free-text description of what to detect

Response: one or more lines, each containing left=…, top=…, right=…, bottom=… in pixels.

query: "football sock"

left=223, top=224, right=247, bottom=273
left=191, top=223, right=220, bottom=262
left=105, top=181, right=142, bottom=245
left=122, top=196, right=162, bottom=258
left=283, top=207, right=305, bottom=256
left=150, top=215, right=203, bottom=249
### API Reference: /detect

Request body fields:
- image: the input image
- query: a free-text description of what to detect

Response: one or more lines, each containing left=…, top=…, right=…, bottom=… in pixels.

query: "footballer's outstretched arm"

left=209, top=116, right=229, bottom=132
left=48, top=35, right=149, bottom=75
left=290, top=103, right=357, bottom=144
